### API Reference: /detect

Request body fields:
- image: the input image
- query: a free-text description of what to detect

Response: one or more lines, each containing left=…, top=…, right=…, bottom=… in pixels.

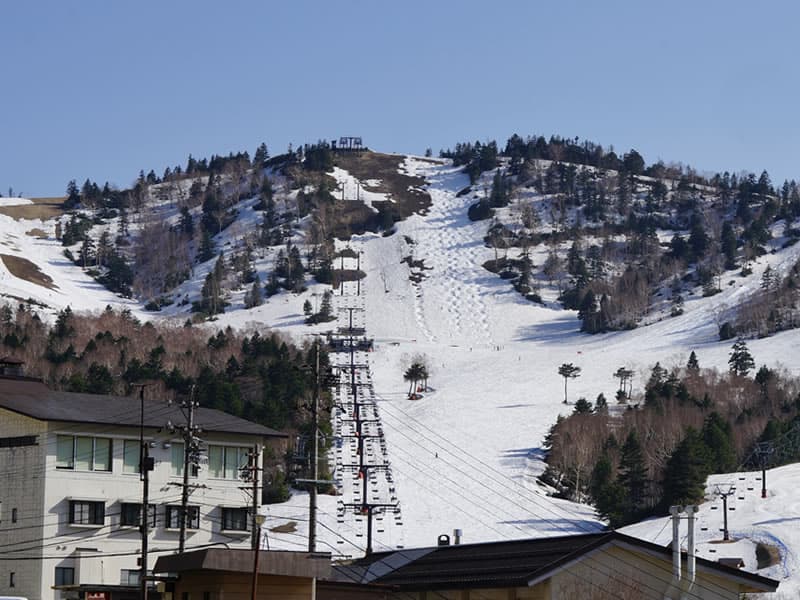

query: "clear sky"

left=3, top=1, right=799, bottom=197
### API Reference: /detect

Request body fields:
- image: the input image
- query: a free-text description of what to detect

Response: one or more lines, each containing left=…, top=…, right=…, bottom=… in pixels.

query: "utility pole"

left=135, top=384, right=154, bottom=600
left=309, top=339, right=320, bottom=552
left=295, top=338, right=334, bottom=552
left=179, top=391, right=199, bottom=554
left=249, top=446, right=261, bottom=550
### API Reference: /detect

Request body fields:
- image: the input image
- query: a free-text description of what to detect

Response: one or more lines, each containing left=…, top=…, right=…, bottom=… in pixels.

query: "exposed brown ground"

left=0, top=197, right=65, bottom=220
left=0, top=254, right=58, bottom=290
left=25, top=228, right=48, bottom=239
left=756, top=541, right=781, bottom=568
left=333, top=151, right=431, bottom=216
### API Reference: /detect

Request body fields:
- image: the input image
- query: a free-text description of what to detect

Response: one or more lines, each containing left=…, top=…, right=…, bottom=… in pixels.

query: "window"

left=11, top=508, right=17, bottom=523
left=93, top=437, right=111, bottom=471
left=221, top=507, right=249, bottom=531
left=56, top=435, right=112, bottom=471
left=171, top=443, right=183, bottom=476
left=57, top=435, right=74, bottom=469
left=120, top=503, right=156, bottom=527
left=69, top=500, right=105, bottom=525
left=9, top=571, right=15, bottom=588
left=121, top=569, right=140, bottom=585
left=208, top=446, right=250, bottom=479
left=75, top=436, right=93, bottom=470
left=171, top=443, right=198, bottom=477
left=123, top=440, right=140, bottom=474
left=55, top=567, right=75, bottom=586
left=166, top=505, right=199, bottom=530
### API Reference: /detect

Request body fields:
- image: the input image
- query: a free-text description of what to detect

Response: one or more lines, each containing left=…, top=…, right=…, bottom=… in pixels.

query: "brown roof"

left=0, top=376, right=286, bottom=438
left=345, top=531, right=779, bottom=593
left=154, top=549, right=331, bottom=579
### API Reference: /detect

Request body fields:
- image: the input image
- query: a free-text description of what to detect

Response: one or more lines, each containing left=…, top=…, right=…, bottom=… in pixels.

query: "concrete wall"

left=0, top=409, right=48, bottom=600
left=171, top=571, right=312, bottom=600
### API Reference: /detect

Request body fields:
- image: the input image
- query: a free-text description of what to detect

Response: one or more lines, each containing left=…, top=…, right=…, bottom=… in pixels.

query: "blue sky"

left=3, top=1, right=798, bottom=197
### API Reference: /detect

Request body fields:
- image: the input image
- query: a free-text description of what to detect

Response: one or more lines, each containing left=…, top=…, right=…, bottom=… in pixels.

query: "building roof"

left=344, top=531, right=779, bottom=593
left=154, top=549, right=331, bottom=580
left=0, top=376, right=286, bottom=438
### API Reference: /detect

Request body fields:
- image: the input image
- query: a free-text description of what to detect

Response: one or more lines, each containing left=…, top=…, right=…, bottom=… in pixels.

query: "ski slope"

left=264, top=158, right=800, bottom=593
left=624, top=464, right=800, bottom=597
left=2, top=157, right=799, bottom=591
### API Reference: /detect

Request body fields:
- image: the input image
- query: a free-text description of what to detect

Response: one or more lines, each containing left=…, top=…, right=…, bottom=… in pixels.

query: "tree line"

left=456, top=132, right=800, bottom=339
left=543, top=344, right=800, bottom=527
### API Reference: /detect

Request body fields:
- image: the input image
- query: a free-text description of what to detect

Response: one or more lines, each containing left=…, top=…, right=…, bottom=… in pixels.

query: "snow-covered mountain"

left=3, top=153, right=800, bottom=594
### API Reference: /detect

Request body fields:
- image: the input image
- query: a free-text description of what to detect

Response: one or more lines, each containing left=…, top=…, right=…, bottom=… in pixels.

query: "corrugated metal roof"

left=0, top=376, right=286, bottom=438
left=350, top=531, right=779, bottom=592
left=361, top=533, right=611, bottom=589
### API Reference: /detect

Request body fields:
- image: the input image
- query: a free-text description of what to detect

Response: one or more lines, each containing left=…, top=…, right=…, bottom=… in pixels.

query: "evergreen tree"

left=578, top=289, right=603, bottom=333
left=619, top=431, right=647, bottom=509
left=287, top=245, right=305, bottom=292
left=662, top=428, right=711, bottom=507
left=196, top=253, right=226, bottom=315
left=687, top=213, right=709, bottom=261
left=86, top=362, right=114, bottom=394
left=244, top=274, right=263, bottom=309
left=728, top=339, right=755, bottom=377
left=686, top=351, right=699, bottom=372
left=79, top=236, right=95, bottom=269
left=179, top=206, right=194, bottom=236
left=318, top=290, right=333, bottom=320
left=65, top=179, right=81, bottom=208
left=117, top=208, right=129, bottom=238
left=53, top=306, right=75, bottom=338
left=573, top=397, right=593, bottom=414
left=253, top=142, right=269, bottom=167
left=701, top=412, right=736, bottom=473
left=198, top=229, right=216, bottom=263
left=264, top=270, right=281, bottom=297
left=720, top=222, right=737, bottom=269
left=755, top=365, right=774, bottom=397
left=590, top=454, right=627, bottom=527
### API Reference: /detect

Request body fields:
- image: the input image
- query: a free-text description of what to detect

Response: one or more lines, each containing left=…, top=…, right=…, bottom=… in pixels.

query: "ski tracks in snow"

left=405, top=160, right=494, bottom=348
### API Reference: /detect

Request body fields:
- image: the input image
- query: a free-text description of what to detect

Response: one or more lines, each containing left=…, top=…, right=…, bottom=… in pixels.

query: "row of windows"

left=68, top=500, right=250, bottom=531
left=58, top=435, right=251, bottom=479
left=55, top=567, right=140, bottom=587
left=57, top=435, right=112, bottom=471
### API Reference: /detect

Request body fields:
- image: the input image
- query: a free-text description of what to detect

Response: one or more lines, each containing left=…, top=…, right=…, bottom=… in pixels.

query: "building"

left=0, top=372, right=287, bottom=600
left=337, top=530, right=779, bottom=599
left=150, top=530, right=779, bottom=600
left=148, top=531, right=778, bottom=600
left=154, top=549, right=337, bottom=600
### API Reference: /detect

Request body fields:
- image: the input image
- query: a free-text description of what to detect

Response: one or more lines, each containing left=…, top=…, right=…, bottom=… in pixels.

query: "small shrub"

left=468, top=199, right=493, bottom=221
left=719, top=321, right=737, bottom=340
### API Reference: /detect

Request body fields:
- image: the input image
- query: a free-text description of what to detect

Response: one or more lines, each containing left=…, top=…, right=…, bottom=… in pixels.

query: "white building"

left=0, top=371, right=287, bottom=600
